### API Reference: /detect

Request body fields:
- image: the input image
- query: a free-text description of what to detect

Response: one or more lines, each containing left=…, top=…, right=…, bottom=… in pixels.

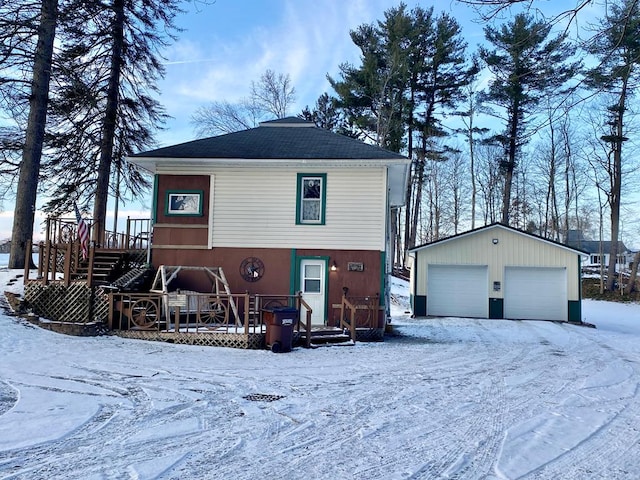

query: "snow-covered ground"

left=1, top=259, right=640, bottom=479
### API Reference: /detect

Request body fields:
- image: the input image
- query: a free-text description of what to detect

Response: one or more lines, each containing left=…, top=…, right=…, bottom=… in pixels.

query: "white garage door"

left=428, top=265, right=488, bottom=318
left=504, top=267, right=567, bottom=321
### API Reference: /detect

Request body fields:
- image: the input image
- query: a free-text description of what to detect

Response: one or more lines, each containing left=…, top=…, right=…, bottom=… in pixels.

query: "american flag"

left=74, top=204, right=89, bottom=260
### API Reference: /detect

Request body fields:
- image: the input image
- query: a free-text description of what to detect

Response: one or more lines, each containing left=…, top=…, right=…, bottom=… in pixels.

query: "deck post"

left=47, top=243, right=58, bottom=285
left=87, top=243, right=95, bottom=287
left=37, top=241, right=44, bottom=278
left=23, top=240, right=32, bottom=281
left=244, top=293, right=250, bottom=332
left=42, top=241, right=51, bottom=285
left=108, top=293, right=114, bottom=330
left=125, top=216, right=131, bottom=249
left=63, top=242, right=72, bottom=287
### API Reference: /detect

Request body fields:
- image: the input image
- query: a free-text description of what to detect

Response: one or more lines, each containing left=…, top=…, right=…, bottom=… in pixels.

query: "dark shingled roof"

left=132, top=117, right=407, bottom=160
left=565, top=230, right=628, bottom=253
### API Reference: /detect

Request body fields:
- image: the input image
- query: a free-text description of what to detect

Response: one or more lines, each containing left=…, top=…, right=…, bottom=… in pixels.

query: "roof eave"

left=409, top=223, right=589, bottom=256
left=128, top=156, right=410, bottom=173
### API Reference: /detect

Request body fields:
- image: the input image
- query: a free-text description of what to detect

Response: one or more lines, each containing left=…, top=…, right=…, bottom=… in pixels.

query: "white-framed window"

left=296, top=173, right=326, bottom=225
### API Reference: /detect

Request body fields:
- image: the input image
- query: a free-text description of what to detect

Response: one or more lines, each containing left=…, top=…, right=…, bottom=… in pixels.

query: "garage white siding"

left=504, top=267, right=567, bottom=321
left=428, top=265, right=488, bottom=318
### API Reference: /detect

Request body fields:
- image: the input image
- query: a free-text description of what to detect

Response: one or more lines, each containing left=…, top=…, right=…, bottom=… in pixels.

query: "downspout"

left=384, top=169, right=392, bottom=323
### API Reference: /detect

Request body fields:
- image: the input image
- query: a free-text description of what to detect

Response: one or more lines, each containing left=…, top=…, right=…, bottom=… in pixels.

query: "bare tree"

left=586, top=0, right=640, bottom=291
left=250, top=69, right=296, bottom=119
left=456, top=0, right=598, bottom=26
left=456, top=81, right=489, bottom=229
left=191, top=69, right=296, bottom=137
left=475, top=143, right=503, bottom=224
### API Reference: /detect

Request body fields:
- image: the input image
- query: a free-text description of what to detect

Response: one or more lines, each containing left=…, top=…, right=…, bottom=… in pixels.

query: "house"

left=128, top=117, right=410, bottom=330
left=565, top=229, right=630, bottom=269
left=408, top=223, right=588, bottom=323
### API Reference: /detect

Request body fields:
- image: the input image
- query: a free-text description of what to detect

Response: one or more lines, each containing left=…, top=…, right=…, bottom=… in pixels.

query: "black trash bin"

left=263, top=307, right=298, bottom=353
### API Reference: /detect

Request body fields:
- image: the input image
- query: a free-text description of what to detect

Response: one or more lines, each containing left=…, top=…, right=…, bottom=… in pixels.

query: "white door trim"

left=299, top=258, right=328, bottom=325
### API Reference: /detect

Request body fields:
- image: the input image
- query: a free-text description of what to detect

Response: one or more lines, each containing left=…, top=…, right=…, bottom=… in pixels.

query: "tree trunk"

left=93, top=0, right=125, bottom=245
left=404, top=165, right=414, bottom=251
left=410, top=159, right=424, bottom=246
left=501, top=99, right=520, bottom=225
left=469, top=113, right=477, bottom=230
left=605, top=75, right=628, bottom=291
left=8, top=0, right=58, bottom=269
left=628, top=250, right=640, bottom=293
left=562, top=119, right=572, bottom=241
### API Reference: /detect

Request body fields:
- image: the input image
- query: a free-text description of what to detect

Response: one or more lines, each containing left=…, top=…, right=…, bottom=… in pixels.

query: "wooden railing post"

left=51, top=244, right=58, bottom=283
left=108, top=293, right=114, bottom=330
left=87, top=243, right=95, bottom=287
left=42, top=241, right=51, bottom=285
left=244, top=293, right=250, bottom=333
left=125, top=216, right=132, bottom=249
left=37, top=241, right=44, bottom=278
left=63, top=242, right=72, bottom=287
left=349, top=306, right=356, bottom=342
left=24, top=240, right=32, bottom=282
left=45, top=217, right=51, bottom=244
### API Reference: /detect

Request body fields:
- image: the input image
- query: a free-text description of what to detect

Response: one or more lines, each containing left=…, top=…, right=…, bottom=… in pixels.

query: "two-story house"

left=129, top=117, right=410, bottom=329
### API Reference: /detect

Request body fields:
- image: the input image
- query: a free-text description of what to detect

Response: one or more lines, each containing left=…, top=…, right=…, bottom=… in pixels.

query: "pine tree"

left=479, top=13, right=579, bottom=225
left=5, top=0, right=59, bottom=269
left=42, top=0, right=180, bottom=241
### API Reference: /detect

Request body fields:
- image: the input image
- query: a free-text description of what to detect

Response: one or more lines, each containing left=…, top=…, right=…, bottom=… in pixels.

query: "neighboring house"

left=129, top=117, right=410, bottom=327
left=408, top=223, right=587, bottom=323
left=0, top=240, right=10, bottom=254
left=565, top=229, right=630, bottom=269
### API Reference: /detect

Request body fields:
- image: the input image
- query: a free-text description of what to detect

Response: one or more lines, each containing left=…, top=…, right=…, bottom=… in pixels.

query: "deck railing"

left=253, top=293, right=313, bottom=347
left=108, top=291, right=312, bottom=340
left=43, top=215, right=151, bottom=250
left=26, top=216, right=151, bottom=286
left=339, top=293, right=381, bottom=342
left=109, top=291, right=256, bottom=334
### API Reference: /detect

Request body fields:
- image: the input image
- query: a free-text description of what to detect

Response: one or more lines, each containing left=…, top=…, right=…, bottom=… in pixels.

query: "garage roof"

left=409, top=223, right=589, bottom=256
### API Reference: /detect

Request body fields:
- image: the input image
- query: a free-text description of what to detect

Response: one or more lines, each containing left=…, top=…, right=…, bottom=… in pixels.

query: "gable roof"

left=131, top=117, right=408, bottom=162
left=409, top=223, right=589, bottom=256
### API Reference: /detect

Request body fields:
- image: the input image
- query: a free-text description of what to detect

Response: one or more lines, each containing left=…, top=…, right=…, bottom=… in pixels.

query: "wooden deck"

left=20, top=216, right=386, bottom=349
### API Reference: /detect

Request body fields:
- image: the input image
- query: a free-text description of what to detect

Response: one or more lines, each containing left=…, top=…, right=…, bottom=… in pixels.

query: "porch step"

left=301, top=328, right=354, bottom=348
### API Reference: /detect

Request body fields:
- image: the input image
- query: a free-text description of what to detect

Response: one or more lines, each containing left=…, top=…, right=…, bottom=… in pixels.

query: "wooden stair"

left=300, top=327, right=354, bottom=348
left=109, top=267, right=154, bottom=292
left=74, top=251, right=126, bottom=285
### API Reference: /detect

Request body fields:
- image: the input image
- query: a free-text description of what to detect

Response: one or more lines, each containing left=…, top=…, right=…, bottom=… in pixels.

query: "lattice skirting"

left=114, top=330, right=265, bottom=349
left=24, top=282, right=110, bottom=324
left=356, top=328, right=385, bottom=342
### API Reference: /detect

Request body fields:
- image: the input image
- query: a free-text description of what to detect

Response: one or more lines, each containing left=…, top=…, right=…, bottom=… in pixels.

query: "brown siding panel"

left=156, top=175, right=210, bottom=225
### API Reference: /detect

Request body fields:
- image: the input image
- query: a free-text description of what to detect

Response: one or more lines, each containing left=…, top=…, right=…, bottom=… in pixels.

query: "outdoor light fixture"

left=331, top=261, right=337, bottom=271
left=492, top=238, right=499, bottom=245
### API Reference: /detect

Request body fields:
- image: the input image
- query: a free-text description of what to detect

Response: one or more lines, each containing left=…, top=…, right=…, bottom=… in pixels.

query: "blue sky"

left=6, top=0, right=488, bottom=240
left=0, top=0, right=611, bottom=241
left=155, top=0, right=485, bottom=146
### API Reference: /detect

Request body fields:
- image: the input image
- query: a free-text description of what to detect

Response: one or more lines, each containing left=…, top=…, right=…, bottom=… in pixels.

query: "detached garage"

left=408, top=223, right=587, bottom=323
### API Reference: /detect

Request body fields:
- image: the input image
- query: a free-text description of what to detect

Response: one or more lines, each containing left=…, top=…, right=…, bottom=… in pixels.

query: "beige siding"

left=209, top=167, right=386, bottom=250
left=413, top=227, right=581, bottom=300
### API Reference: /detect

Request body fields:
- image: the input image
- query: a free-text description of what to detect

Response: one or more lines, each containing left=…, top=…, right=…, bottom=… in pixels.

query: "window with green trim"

left=296, top=173, right=326, bottom=225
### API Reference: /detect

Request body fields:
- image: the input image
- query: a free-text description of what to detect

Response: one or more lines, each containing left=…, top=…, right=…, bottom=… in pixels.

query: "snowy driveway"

left=1, top=300, right=640, bottom=479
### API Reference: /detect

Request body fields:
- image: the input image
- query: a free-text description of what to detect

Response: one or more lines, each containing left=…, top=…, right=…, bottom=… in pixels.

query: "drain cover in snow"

left=243, top=393, right=285, bottom=402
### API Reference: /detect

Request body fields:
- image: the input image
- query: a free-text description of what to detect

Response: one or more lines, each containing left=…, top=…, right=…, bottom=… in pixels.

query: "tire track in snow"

left=342, top=322, right=514, bottom=479
left=523, top=326, right=640, bottom=480
left=0, top=366, right=249, bottom=479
